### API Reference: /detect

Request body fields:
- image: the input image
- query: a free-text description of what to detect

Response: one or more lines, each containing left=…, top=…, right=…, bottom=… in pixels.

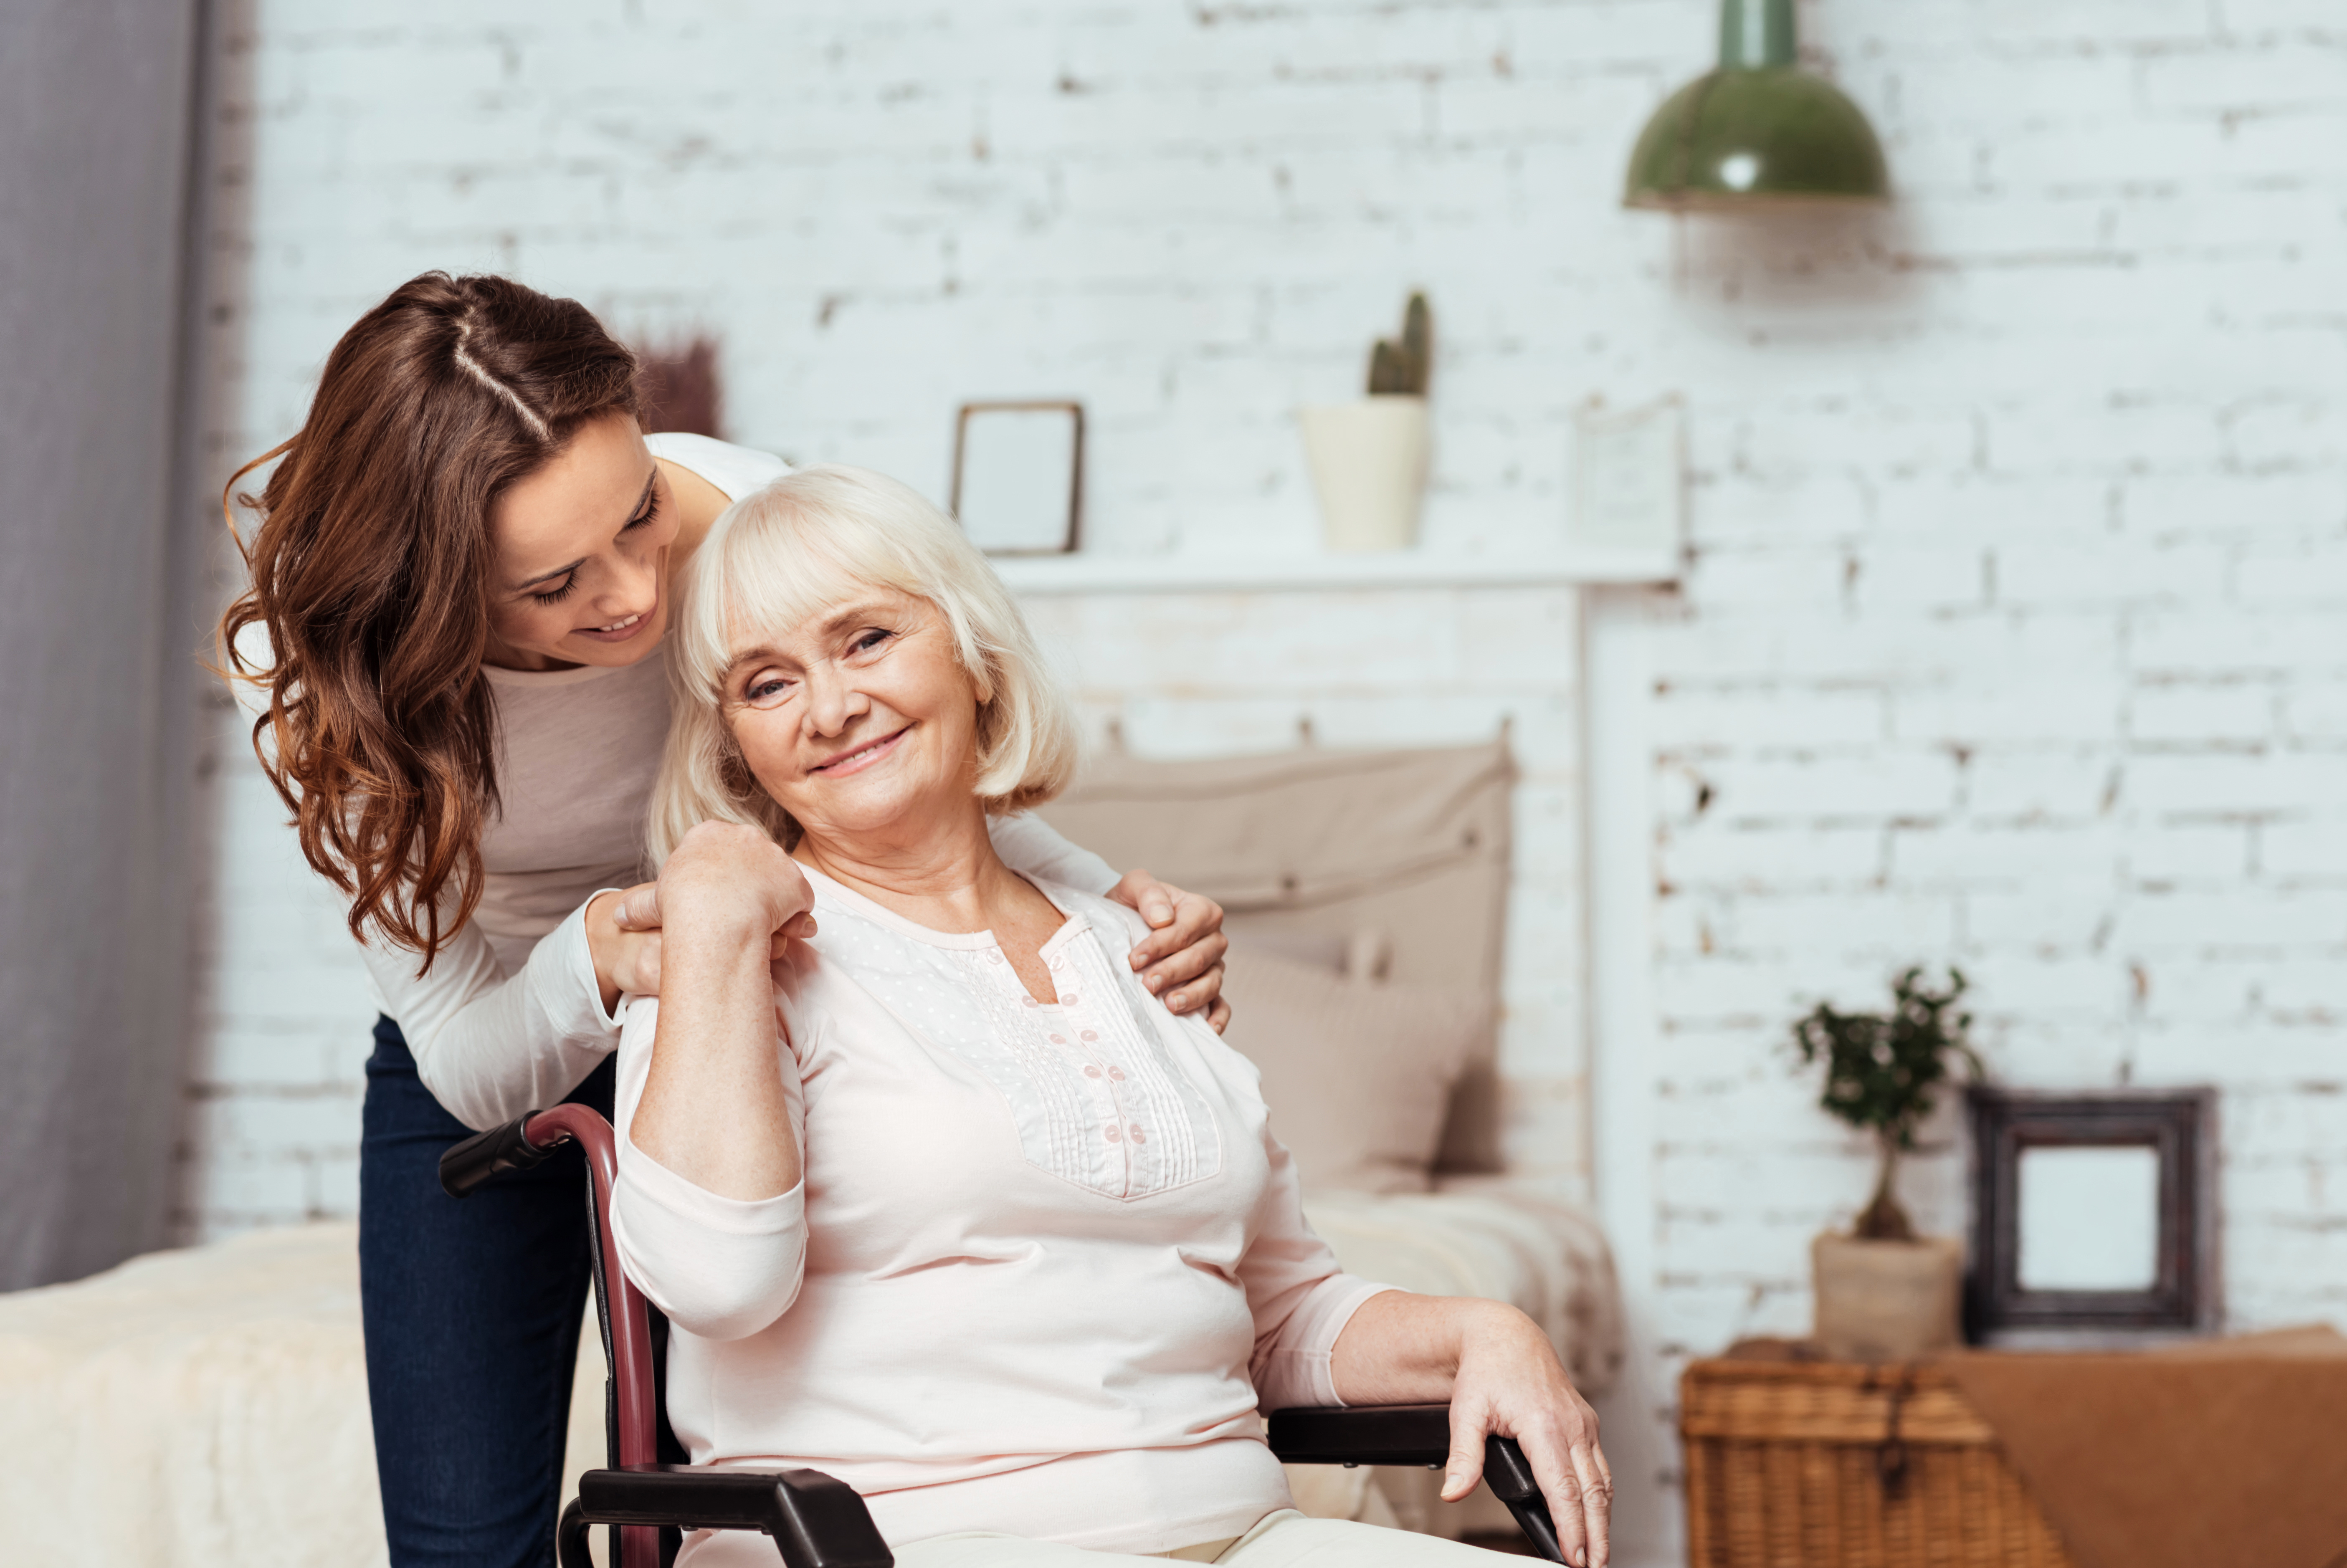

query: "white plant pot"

left=1811, top=1233, right=1965, bottom=1363
left=1299, top=395, right=1430, bottom=553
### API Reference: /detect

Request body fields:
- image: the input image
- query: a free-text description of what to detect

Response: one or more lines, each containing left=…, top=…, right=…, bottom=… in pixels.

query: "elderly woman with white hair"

left=609, top=467, right=1612, bottom=1568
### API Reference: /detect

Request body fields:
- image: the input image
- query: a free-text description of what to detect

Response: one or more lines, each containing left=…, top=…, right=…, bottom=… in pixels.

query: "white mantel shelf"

left=990, top=545, right=1681, bottom=596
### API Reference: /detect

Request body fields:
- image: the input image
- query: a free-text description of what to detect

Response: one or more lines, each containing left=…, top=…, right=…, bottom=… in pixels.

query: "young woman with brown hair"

left=220, top=272, right=1231, bottom=1568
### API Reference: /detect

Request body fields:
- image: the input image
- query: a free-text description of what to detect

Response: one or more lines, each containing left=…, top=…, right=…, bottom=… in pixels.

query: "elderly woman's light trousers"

left=894, top=1510, right=1528, bottom=1565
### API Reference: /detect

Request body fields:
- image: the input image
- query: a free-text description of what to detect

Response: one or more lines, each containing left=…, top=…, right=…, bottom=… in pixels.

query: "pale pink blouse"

left=609, top=868, right=1392, bottom=1563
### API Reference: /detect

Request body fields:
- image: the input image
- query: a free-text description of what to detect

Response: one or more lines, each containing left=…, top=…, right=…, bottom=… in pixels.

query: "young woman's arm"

left=231, top=625, right=634, bottom=1133
left=356, top=890, right=627, bottom=1132
left=371, top=844, right=810, bottom=1133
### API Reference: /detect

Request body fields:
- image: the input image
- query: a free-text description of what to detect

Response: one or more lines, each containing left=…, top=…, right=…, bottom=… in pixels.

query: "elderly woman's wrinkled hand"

left=1441, top=1303, right=1611, bottom=1568
left=1108, top=870, right=1232, bottom=1033
left=591, top=823, right=818, bottom=1001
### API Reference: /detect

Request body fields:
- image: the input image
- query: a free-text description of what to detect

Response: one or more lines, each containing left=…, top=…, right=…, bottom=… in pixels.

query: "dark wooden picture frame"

left=948, top=400, right=1085, bottom=556
left=1967, top=1087, right=2217, bottom=1339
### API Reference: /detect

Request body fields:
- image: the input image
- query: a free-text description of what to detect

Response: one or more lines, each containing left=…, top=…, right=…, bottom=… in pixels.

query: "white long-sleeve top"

left=610, top=868, right=1393, bottom=1562
left=233, top=432, right=1119, bottom=1130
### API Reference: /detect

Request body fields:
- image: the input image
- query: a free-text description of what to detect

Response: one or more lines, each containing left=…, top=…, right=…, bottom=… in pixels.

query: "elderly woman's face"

left=723, top=588, right=984, bottom=842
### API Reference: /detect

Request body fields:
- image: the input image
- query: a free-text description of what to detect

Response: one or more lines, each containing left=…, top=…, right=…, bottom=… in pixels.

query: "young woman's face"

left=722, top=589, right=985, bottom=847
left=485, top=412, right=681, bottom=670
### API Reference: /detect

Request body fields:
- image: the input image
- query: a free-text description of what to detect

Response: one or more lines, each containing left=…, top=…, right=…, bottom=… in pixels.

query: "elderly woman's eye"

left=849, top=628, right=896, bottom=656
left=743, top=674, right=793, bottom=707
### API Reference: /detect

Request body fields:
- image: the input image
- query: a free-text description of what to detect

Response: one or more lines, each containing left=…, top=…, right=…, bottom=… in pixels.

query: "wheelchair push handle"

left=439, top=1111, right=566, bottom=1198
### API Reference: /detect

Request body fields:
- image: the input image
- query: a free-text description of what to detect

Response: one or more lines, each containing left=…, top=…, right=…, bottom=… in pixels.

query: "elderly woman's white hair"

left=648, top=464, right=1079, bottom=863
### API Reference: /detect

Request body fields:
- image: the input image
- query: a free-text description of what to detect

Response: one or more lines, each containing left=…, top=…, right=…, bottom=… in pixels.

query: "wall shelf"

left=990, top=545, right=1681, bottom=596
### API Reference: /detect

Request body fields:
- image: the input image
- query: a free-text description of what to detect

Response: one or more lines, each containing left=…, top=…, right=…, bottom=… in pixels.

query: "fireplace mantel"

left=992, top=544, right=1679, bottom=597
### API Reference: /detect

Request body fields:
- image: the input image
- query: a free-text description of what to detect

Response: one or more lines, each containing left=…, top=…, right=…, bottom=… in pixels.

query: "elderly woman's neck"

left=792, top=802, right=1035, bottom=936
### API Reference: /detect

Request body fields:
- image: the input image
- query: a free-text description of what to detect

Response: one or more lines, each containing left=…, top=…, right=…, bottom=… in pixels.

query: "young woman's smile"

left=572, top=591, right=659, bottom=647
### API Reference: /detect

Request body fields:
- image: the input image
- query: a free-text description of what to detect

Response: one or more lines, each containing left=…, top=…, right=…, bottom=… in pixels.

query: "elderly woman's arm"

left=1235, top=1120, right=1611, bottom=1568
left=610, top=823, right=811, bottom=1340
left=628, top=824, right=805, bottom=1201
left=1331, top=1293, right=1611, bottom=1568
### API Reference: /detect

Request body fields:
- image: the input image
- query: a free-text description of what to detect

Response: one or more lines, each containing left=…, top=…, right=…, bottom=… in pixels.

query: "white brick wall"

left=184, top=0, right=2347, bottom=1560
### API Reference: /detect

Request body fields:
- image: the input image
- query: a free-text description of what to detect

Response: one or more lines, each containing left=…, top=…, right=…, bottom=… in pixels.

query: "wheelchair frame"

left=441, top=1107, right=1566, bottom=1567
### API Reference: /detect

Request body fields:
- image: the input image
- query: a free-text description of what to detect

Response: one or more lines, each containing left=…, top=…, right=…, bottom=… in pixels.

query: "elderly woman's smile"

left=723, top=589, right=990, bottom=851
left=808, top=725, right=912, bottom=776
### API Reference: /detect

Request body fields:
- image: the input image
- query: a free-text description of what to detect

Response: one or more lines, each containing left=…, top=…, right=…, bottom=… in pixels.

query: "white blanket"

left=0, top=1224, right=383, bottom=1567
left=1304, top=1183, right=1622, bottom=1396
left=2, top=1189, right=1619, bottom=1566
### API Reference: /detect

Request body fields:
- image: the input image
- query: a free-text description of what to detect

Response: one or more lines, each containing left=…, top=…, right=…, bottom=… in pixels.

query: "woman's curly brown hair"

left=220, top=272, right=641, bottom=969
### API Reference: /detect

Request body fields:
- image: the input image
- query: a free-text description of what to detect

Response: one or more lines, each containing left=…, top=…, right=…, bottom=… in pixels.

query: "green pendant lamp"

left=1624, top=0, right=1889, bottom=211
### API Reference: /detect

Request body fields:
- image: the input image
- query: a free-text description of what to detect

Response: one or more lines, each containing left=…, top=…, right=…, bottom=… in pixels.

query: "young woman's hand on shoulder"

left=1106, top=870, right=1232, bottom=1033
left=587, top=822, right=816, bottom=1008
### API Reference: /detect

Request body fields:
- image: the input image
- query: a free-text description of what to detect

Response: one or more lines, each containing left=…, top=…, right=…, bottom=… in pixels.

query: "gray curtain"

left=0, top=0, right=208, bottom=1289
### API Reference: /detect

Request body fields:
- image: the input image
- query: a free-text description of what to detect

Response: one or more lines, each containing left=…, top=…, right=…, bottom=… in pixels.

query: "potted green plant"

left=1299, top=293, right=1432, bottom=552
left=1791, top=967, right=1983, bottom=1361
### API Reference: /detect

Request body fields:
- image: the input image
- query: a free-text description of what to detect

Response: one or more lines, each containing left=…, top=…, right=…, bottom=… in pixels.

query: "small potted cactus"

left=1300, top=293, right=1432, bottom=552
left=1792, top=968, right=1982, bottom=1361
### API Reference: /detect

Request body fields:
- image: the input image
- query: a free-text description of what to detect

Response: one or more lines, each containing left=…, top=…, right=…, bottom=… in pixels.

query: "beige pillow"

left=1219, top=947, right=1488, bottom=1195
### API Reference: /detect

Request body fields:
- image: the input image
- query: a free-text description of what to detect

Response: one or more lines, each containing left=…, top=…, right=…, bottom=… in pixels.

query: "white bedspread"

left=1304, top=1182, right=1623, bottom=1396
left=1, top=1188, right=1619, bottom=1565
left=0, top=1223, right=383, bottom=1568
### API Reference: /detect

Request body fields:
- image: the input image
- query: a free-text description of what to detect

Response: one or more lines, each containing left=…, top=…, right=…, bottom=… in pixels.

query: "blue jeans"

left=360, top=1016, right=616, bottom=1568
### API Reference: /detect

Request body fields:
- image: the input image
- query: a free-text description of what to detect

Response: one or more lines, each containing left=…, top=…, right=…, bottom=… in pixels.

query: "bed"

left=0, top=738, right=1621, bottom=1561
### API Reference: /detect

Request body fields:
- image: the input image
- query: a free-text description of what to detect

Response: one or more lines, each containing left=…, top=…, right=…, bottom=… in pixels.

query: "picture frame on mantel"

left=950, top=400, right=1084, bottom=556
left=1966, top=1087, right=2218, bottom=1343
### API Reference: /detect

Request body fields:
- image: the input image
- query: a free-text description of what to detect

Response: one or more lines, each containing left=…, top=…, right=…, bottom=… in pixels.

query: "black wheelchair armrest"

left=563, top=1464, right=893, bottom=1568
left=1265, top=1404, right=1565, bottom=1564
left=438, top=1113, right=560, bottom=1198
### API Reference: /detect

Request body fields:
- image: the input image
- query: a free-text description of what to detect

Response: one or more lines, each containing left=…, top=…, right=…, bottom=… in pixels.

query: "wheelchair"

left=441, top=1105, right=1568, bottom=1567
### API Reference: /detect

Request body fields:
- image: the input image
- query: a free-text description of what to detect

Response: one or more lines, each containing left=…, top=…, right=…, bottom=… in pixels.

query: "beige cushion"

left=1036, top=738, right=1513, bottom=1171
left=1220, top=947, right=1485, bottom=1195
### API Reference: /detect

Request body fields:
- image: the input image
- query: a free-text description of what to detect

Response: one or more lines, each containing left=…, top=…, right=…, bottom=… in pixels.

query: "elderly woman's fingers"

left=1570, top=1437, right=1614, bottom=1568
left=1439, top=1300, right=1612, bottom=1568
left=1437, top=1400, right=1490, bottom=1504
left=1535, top=1455, right=1593, bottom=1567
left=1203, top=995, right=1233, bottom=1035
left=663, top=821, right=817, bottom=933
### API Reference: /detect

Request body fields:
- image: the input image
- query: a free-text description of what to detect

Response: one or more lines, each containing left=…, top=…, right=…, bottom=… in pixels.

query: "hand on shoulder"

left=1105, top=869, right=1232, bottom=1033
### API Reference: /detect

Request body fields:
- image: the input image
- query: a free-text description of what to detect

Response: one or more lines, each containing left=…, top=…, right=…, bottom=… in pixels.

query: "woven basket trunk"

left=1681, top=1359, right=2076, bottom=1568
